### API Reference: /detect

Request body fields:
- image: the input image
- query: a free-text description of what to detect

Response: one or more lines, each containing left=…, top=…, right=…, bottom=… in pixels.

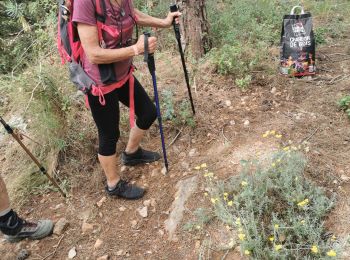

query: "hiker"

left=0, top=176, right=53, bottom=242
left=73, top=0, right=181, bottom=199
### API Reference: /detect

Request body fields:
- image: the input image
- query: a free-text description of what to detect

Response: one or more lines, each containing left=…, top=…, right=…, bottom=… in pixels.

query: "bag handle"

left=290, top=6, right=305, bottom=15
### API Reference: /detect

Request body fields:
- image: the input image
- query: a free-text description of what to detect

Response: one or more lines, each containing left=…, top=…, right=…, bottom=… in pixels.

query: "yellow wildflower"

left=211, top=198, right=218, bottom=204
left=224, top=192, right=229, bottom=197
left=270, top=130, right=276, bottom=135
left=274, top=224, right=279, bottom=230
left=326, top=250, right=337, bottom=257
left=283, top=146, right=290, bottom=151
left=297, top=199, right=309, bottom=207
left=277, top=159, right=281, bottom=163
left=227, top=201, right=233, bottom=207
left=300, top=220, right=305, bottom=224
left=275, top=245, right=283, bottom=251
left=204, top=192, right=208, bottom=197
left=271, top=163, right=276, bottom=167
left=269, top=236, right=274, bottom=242
left=201, top=163, right=207, bottom=168
left=331, top=235, right=336, bottom=241
left=311, top=245, right=318, bottom=254
left=204, top=172, right=214, bottom=178
left=194, top=166, right=201, bottom=170
left=238, top=233, right=246, bottom=241
left=263, top=131, right=270, bottom=138
left=241, top=181, right=248, bottom=187
left=244, top=250, right=251, bottom=255
left=235, top=218, right=241, bottom=225
left=276, top=134, right=282, bottom=138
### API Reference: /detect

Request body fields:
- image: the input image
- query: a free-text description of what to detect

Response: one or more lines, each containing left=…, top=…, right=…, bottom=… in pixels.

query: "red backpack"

left=57, top=0, right=116, bottom=93
left=57, top=0, right=136, bottom=126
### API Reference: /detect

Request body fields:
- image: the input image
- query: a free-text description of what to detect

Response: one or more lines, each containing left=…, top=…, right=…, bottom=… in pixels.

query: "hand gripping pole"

left=144, top=33, right=169, bottom=172
left=170, top=3, right=196, bottom=115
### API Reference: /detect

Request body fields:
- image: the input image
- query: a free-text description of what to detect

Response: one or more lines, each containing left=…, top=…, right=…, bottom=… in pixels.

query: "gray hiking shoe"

left=4, top=220, right=54, bottom=243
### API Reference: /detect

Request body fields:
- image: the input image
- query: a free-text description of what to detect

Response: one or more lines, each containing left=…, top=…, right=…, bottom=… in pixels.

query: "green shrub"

left=338, top=96, right=350, bottom=120
left=0, top=0, right=57, bottom=74
left=191, top=149, right=340, bottom=258
left=161, top=89, right=195, bottom=127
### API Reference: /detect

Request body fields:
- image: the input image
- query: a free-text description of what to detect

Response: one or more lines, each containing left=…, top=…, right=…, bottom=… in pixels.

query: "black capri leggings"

left=88, top=77, right=157, bottom=156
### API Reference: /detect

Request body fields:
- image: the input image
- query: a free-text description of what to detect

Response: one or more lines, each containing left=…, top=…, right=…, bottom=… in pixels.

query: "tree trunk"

left=177, top=0, right=211, bottom=60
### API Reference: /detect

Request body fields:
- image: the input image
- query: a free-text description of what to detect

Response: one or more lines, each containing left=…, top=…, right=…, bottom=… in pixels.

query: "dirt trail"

left=1, top=39, right=350, bottom=259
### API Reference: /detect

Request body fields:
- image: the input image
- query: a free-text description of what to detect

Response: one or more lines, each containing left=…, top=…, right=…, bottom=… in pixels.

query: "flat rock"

left=94, top=239, right=103, bottom=250
left=131, top=220, right=138, bottom=229
left=137, top=206, right=148, bottom=218
left=188, top=148, right=197, bottom=157
left=116, top=250, right=125, bottom=256
left=53, top=218, right=68, bottom=235
left=164, top=176, right=199, bottom=240
left=68, top=247, right=77, bottom=259
left=161, top=167, right=167, bottom=175
left=341, top=175, right=350, bottom=182
left=16, top=249, right=29, bottom=260
left=119, top=206, right=127, bottom=212
left=96, top=197, right=107, bottom=208
left=81, top=222, right=94, bottom=234
left=97, top=255, right=109, bottom=260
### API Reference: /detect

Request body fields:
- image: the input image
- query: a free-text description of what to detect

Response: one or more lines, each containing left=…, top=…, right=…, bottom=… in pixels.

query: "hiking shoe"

left=106, top=180, right=145, bottom=200
left=4, top=220, right=54, bottom=243
left=121, top=147, right=161, bottom=166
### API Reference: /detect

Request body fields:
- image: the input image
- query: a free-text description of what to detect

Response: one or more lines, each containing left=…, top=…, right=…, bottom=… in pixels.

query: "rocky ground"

left=0, top=38, right=350, bottom=259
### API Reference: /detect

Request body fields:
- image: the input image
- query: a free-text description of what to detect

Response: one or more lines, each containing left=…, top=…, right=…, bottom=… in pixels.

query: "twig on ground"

left=221, top=250, right=230, bottom=260
left=327, top=53, right=350, bottom=57
left=24, top=81, right=41, bottom=114
left=168, top=127, right=184, bottom=147
left=299, top=128, right=319, bottom=144
left=222, top=123, right=230, bottom=144
left=41, top=234, right=65, bottom=260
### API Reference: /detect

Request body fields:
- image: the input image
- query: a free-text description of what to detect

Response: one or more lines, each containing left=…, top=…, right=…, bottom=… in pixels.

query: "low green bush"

left=189, top=147, right=341, bottom=258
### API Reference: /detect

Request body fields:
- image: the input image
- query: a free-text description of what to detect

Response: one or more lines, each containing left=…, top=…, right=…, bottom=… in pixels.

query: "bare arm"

left=77, top=23, right=157, bottom=64
left=134, top=9, right=181, bottom=28
left=77, top=23, right=134, bottom=64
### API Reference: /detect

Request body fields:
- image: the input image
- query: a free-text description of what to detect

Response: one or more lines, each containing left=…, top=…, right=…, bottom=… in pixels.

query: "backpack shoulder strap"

left=95, top=0, right=107, bottom=48
left=95, top=0, right=107, bottom=22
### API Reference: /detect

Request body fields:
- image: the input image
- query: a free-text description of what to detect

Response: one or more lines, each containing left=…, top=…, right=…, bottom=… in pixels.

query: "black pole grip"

left=170, top=3, right=178, bottom=13
left=170, top=4, right=181, bottom=40
left=144, top=32, right=155, bottom=73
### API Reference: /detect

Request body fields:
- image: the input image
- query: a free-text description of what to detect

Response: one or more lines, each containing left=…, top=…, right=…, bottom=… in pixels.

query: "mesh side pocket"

left=69, top=61, right=96, bottom=94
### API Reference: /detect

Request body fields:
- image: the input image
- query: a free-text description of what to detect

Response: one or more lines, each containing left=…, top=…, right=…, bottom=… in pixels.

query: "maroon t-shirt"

left=73, top=0, right=135, bottom=85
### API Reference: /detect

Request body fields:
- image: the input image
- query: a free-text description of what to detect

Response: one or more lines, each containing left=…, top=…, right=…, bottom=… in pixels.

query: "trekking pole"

left=143, top=32, right=169, bottom=173
left=170, top=3, right=196, bottom=115
left=0, top=116, right=66, bottom=197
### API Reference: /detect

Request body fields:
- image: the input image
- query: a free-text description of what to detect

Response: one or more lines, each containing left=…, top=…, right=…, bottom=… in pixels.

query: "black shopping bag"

left=280, top=6, right=316, bottom=77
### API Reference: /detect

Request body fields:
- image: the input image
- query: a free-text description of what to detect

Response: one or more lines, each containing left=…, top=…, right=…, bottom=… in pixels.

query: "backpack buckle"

left=100, top=40, right=106, bottom=49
